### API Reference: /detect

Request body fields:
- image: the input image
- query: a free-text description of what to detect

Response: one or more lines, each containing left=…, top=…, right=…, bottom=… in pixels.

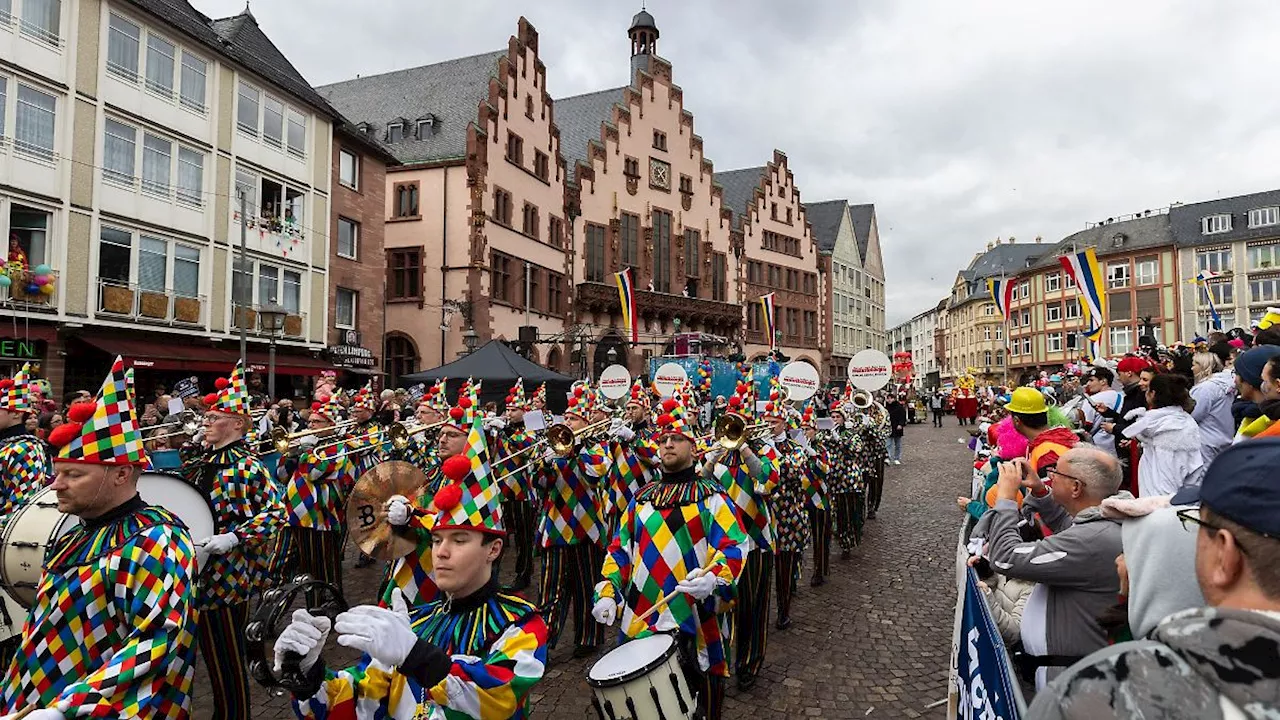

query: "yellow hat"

left=1004, top=387, right=1047, bottom=415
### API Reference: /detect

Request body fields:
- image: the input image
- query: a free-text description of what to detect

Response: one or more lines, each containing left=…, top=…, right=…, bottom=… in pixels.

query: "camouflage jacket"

left=1026, top=606, right=1280, bottom=720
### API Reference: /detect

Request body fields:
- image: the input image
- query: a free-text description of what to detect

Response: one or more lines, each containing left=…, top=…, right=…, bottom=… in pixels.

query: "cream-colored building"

left=806, top=199, right=886, bottom=380
left=0, top=0, right=338, bottom=394
left=942, top=241, right=1042, bottom=384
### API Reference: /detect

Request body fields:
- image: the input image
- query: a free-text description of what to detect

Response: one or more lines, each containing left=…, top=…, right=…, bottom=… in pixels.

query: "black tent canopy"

left=397, top=340, right=576, bottom=412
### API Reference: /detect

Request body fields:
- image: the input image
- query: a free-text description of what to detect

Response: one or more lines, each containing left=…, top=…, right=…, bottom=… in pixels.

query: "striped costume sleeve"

left=595, top=501, right=635, bottom=602
left=58, top=523, right=197, bottom=717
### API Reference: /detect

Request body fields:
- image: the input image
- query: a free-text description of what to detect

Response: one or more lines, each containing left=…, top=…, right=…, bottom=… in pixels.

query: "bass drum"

left=0, top=487, right=78, bottom=608
left=137, top=472, right=216, bottom=548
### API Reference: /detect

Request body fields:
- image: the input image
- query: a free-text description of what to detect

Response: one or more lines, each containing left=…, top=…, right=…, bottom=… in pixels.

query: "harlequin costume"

left=492, top=379, right=537, bottom=592
left=600, top=378, right=661, bottom=545
left=761, top=382, right=815, bottom=630
left=0, top=356, right=198, bottom=719
left=701, top=372, right=779, bottom=689
left=290, top=381, right=548, bottom=720
left=182, top=361, right=284, bottom=720
left=532, top=384, right=612, bottom=653
left=277, top=393, right=357, bottom=608
left=0, top=362, right=50, bottom=517
left=401, top=379, right=449, bottom=476
left=595, top=384, right=745, bottom=720
left=862, top=402, right=891, bottom=519
left=826, top=404, right=865, bottom=553
left=798, top=407, right=832, bottom=586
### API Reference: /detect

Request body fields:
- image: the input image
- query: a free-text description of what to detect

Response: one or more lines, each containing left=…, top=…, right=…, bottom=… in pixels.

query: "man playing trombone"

left=400, top=380, right=448, bottom=475
left=592, top=383, right=747, bottom=720
left=488, top=379, right=538, bottom=592
left=599, top=378, right=661, bottom=550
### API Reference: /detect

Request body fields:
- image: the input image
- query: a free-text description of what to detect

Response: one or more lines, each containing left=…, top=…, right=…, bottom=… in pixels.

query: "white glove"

left=484, top=416, right=507, bottom=431
left=674, top=567, right=718, bottom=601
left=273, top=608, right=332, bottom=673
left=609, top=419, right=635, bottom=441
left=335, top=589, right=418, bottom=668
left=591, top=597, right=618, bottom=626
left=199, top=532, right=239, bottom=556
left=1, top=709, right=65, bottom=720
left=385, top=495, right=411, bottom=527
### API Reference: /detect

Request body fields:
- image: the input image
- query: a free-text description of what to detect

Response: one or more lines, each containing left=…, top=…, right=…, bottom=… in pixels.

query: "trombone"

left=268, top=419, right=362, bottom=455
left=546, top=418, right=613, bottom=456
left=697, top=412, right=770, bottom=454
left=385, top=419, right=448, bottom=452
left=139, top=411, right=203, bottom=444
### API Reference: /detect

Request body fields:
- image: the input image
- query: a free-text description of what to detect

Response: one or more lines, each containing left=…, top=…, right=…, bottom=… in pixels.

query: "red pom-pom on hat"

left=657, top=413, right=674, bottom=426
left=449, top=406, right=465, bottom=421
left=766, top=402, right=775, bottom=413
left=770, top=391, right=779, bottom=400
left=67, top=402, right=97, bottom=424
left=311, top=402, right=323, bottom=413
left=729, top=396, right=742, bottom=408
left=441, top=454, right=472, bottom=482
left=47, top=422, right=81, bottom=448
left=459, top=397, right=472, bottom=409
left=506, top=394, right=515, bottom=404
left=662, top=398, right=678, bottom=412
left=0, top=379, right=12, bottom=390
left=433, top=483, right=463, bottom=511
left=204, top=393, right=218, bottom=406
left=214, top=377, right=229, bottom=390
left=573, top=386, right=584, bottom=397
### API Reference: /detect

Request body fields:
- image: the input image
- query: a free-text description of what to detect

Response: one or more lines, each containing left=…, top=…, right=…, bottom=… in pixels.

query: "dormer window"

left=417, top=115, right=437, bottom=139
left=1248, top=206, right=1279, bottom=229
left=1202, top=213, right=1232, bottom=235
left=357, top=122, right=374, bottom=138
left=387, top=121, right=404, bottom=143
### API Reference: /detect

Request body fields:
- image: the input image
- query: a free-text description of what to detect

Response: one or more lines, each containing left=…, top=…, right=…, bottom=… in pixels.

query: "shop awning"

left=79, top=336, right=336, bottom=376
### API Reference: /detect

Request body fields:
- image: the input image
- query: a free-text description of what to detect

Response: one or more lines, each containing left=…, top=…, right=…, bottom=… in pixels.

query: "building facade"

left=717, top=152, right=825, bottom=371
left=807, top=199, right=882, bottom=380
left=319, top=18, right=572, bottom=385
left=557, top=11, right=741, bottom=379
left=942, top=241, right=1042, bottom=384
left=910, top=300, right=946, bottom=389
left=850, top=204, right=887, bottom=352
left=1170, top=189, right=1280, bottom=338
left=0, top=0, right=342, bottom=397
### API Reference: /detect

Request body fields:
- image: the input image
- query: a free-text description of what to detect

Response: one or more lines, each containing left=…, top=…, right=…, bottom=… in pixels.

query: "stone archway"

left=384, top=333, right=418, bottom=387
left=592, top=331, right=628, bottom=380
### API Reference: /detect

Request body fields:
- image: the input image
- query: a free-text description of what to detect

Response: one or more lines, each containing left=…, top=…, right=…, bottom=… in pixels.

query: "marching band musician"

left=0, top=357, right=198, bottom=720
left=184, top=361, right=283, bottom=720
left=599, top=378, right=661, bottom=548
left=865, top=397, right=891, bottom=520
left=532, top=383, right=612, bottom=657
left=487, top=379, right=537, bottom=592
left=827, top=401, right=866, bottom=556
left=277, top=383, right=548, bottom=720
left=592, top=383, right=747, bottom=720
left=0, top=362, right=49, bottom=516
left=400, top=379, right=449, bottom=475
left=278, top=393, right=356, bottom=608
left=800, top=407, right=832, bottom=587
left=761, top=379, right=815, bottom=632
left=703, top=373, right=779, bottom=691
left=349, top=383, right=389, bottom=569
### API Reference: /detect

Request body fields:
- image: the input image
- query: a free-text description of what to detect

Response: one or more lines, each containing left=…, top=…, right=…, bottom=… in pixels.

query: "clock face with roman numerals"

left=650, top=158, right=671, bottom=190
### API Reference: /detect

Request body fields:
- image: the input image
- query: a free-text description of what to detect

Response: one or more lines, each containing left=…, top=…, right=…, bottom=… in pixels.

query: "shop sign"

left=0, top=338, right=46, bottom=361
left=173, top=376, right=201, bottom=399
left=327, top=344, right=375, bottom=368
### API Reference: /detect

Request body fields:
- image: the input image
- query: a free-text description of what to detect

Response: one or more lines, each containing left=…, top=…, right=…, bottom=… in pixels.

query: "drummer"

left=0, top=362, right=50, bottom=517
left=183, top=361, right=283, bottom=720
left=592, top=382, right=747, bottom=720
left=279, top=393, right=357, bottom=608
left=277, top=385, right=548, bottom=720
left=0, top=356, right=198, bottom=719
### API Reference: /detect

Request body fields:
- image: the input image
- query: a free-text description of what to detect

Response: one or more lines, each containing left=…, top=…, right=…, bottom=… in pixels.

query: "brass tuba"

left=851, top=389, right=873, bottom=409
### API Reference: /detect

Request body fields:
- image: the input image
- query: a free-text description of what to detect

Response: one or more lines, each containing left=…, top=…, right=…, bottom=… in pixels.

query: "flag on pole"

left=1059, top=248, right=1107, bottom=342
left=1188, top=270, right=1228, bottom=330
left=760, top=293, right=777, bottom=349
left=615, top=268, right=637, bottom=343
left=987, top=277, right=1015, bottom=319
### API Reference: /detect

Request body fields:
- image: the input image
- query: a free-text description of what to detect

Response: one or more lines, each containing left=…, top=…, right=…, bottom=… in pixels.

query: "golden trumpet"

left=547, top=418, right=612, bottom=456
left=269, top=419, right=362, bottom=454
left=708, top=413, right=770, bottom=452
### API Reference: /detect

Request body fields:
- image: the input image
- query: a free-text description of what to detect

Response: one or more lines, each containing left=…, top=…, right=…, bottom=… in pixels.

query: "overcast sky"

left=196, top=0, right=1280, bottom=326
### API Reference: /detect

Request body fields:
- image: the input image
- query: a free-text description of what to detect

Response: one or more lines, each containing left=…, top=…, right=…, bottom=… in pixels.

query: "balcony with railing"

left=231, top=304, right=306, bottom=339
left=0, top=267, right=58, bottom=312
left=97, top=279, right=206, bottom=327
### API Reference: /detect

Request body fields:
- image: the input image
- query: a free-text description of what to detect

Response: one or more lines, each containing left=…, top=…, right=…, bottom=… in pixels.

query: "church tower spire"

left=628, top=7, right=659, bottom=84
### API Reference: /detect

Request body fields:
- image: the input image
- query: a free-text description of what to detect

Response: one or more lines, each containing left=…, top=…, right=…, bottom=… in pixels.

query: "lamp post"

left=606, top=346, right=618, bottom=365
left=461, top=327, right=479, bottom=356
left=258, top=302, right=288, bottom=401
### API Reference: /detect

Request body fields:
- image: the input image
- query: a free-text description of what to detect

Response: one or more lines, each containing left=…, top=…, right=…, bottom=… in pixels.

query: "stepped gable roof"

left=554, top=86, right=629, bottom=181
left=714, top=166, right=768, bottom=230
left=317, top=51, right=506, bottom=165
left=803, top=200, right=847, bottom=254
left=123, top=0, right=338, bottom=117
left=1029, top=214, right=1173, bottom=270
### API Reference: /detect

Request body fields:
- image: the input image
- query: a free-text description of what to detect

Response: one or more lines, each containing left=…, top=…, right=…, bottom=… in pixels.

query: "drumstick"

left=625, top=559, right=719, bottom=634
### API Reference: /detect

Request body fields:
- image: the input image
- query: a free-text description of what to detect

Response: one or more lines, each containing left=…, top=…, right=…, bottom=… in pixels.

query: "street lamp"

left=461, top=327, right=480, bottom=356
left=258, top=301, right=288, bottom=401
left=606, top=346, right=618, bottom=365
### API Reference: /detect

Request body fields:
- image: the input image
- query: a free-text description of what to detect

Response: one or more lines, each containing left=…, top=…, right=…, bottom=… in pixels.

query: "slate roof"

left=714, top=166, right=768, bottom=229
left=1028, top=214, right=1174, bottom=270
left=966, top=242, right=1046, bottom=278
left=123, top=1, right=338, bottom=117
left=554, top=86, right=628, bottom=180
left=802, top=200, right=847, bottom=254
left=1168, top=188, right=1280, bottom=248
left=317, top=51, right=506, bottom=165
left=849, top=203, right=876, bottom=264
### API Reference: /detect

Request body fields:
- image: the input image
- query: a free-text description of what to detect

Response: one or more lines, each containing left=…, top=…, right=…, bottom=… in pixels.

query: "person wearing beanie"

left=278, top=393, right=550, bottom=720
left=0, top=357, right=198, bottom=720
left=181, top=361, right=283, bottom=720
left=0, top=362, right=50, bottom=518
left=592, top=386, right=747, bottom=720
left=276, top=394, right=357, bottom=609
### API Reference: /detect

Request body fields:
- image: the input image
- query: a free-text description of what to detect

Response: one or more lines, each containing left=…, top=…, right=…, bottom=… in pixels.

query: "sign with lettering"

left=173, top=376, right=201, bottom=399
left=954, top=567, right=1025, bottom=719
left=0, top=338, right=45, bottom=361
left=848, top=349, right=892, bottom=391
left=778, top=361, right=820, bottom=401
left=598, top=364, right=631, bottom=400
left=326, top=345, right=375, bottom=368
left=652, top=362, right=688, bottom=398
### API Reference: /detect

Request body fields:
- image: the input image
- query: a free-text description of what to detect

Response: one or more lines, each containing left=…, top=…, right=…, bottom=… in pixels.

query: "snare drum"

left=0, top=488, right=79, bottom=608
left=587, top=633, right=695, bottom=720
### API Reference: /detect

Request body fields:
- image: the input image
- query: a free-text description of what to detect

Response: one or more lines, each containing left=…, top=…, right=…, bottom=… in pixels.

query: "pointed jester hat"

left=49, top=356, right=147, bottom=466
left=0, top=362, right=35, bottom=415
left=204, top=361, right=251, bottom=417
left=429, top=381, right=504, bottom=535
left=655, top=380, right=696, bottom=441
left=564, top=381, right=597, bottom=421
left=505, top=377, right=529, bottom=410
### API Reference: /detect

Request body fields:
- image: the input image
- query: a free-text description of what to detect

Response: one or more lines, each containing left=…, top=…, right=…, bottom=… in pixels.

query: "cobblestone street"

left=193, top=421, right=968, bottom=719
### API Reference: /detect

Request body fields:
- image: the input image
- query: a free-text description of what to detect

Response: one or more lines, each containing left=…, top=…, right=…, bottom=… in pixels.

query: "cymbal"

left=345, top=460, right=429, bottom=562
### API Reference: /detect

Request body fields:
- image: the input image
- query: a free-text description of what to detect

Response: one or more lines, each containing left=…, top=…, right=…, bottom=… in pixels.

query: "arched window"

left=547, top=346, right=563, bottom=372
left=385, top=334, right=418, bottom=386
